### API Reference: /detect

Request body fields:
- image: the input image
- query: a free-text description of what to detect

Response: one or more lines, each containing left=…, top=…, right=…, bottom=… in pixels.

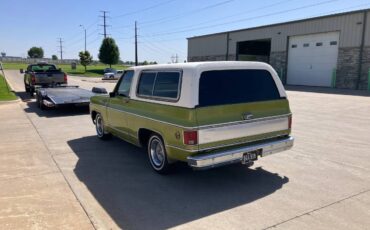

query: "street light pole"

left=79, top=25, right=86, bottom=52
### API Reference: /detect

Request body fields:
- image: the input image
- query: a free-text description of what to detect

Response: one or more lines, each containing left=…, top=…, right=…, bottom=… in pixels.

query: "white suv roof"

left=129, top=61, right=287, bottom=104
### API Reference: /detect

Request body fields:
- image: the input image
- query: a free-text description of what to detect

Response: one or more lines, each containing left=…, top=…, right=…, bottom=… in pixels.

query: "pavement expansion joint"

left=263, top=188, right=370, bottom=229
left=294, top=152, right=370, bottom=172
left=0, top=170, right=60, bottom=182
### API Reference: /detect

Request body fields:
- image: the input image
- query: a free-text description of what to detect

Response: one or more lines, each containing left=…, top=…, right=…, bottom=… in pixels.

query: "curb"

left=1, top=70, right=22, bottom=104
left=0, top=98, right=21, bottom=105
left=3, top=70, right=16, bottom=91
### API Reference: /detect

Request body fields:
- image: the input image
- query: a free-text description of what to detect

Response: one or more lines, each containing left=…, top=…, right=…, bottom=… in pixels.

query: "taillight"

left=288, top=115, right=292, bottom=129
left=64, top=73, right=68, bottom=84
left=31, top=74, right=36, bottom=84
left=183, top=130, right=198, bottom=145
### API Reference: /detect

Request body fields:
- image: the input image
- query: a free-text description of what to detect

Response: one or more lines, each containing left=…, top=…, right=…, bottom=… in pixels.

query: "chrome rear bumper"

left=187, top=136, right=294, bottom=169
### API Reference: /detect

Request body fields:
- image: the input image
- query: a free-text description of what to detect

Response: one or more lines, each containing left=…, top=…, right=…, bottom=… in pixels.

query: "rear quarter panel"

left=117, top=99, right=199, bottom=159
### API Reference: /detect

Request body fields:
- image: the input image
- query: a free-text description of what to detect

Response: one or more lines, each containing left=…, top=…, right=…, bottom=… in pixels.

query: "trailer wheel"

left=29, top=87, right=34, bottom=97
left=24, top=83, right=30, bottom=92
left=36, top=94, right=46, bottom=110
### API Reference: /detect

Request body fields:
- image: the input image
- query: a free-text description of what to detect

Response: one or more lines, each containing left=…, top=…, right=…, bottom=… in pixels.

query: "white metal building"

left=187, top=9, right=370, bottom=90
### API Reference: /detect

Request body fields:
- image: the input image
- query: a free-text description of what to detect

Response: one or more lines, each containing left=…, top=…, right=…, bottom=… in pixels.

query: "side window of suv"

left=137, top=72, right=156, bottom=96
left=117, top=70, right=134, bottom=97
left=137, top=71, right=181, bottom=101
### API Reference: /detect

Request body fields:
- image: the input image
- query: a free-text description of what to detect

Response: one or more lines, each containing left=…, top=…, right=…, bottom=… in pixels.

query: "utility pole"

left=99, top=11, right=109, bottom=38
left=170, top=54, right=178, bottom=63
left=135, top=21, right=138, bottom=66
left=80, top=25, right=86, bottom=52
left=57, top=38, right=64, bottom=60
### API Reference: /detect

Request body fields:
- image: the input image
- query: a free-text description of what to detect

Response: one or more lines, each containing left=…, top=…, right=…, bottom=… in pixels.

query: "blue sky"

left=1, top=0, right=370, bottom=63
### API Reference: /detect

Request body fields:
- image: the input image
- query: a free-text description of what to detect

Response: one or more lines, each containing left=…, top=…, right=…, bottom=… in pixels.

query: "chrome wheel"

left=150, top=138, right=165, bottom=167
left=147, top=134, right=170, bottom=173
left=95, top=113, right=111, bottom=140
left=96, top=114, right=104, bottom=137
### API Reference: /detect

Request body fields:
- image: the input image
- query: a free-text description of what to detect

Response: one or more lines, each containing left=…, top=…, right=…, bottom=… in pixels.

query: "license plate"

left=242, top=150, right=259, bottom=163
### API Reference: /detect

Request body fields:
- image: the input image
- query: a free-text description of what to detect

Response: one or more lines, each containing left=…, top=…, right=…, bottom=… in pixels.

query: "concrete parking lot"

left=1, top=70, right=370, bottom=230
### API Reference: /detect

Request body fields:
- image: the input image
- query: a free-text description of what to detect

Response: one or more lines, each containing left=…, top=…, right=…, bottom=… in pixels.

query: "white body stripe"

left=198, top=117, right=289, bottom=144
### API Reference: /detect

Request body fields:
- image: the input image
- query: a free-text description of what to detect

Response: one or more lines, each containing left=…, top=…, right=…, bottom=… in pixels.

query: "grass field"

left=0, top=75, right=17, bottom=101
left=2, top=62, right=127, bottom=77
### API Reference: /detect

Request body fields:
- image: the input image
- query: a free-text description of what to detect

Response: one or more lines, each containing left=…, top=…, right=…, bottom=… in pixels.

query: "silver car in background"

left=102, top=69, right=123, bottom=80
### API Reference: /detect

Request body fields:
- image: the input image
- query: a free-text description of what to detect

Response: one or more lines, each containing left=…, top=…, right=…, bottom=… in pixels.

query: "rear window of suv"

left=199, top=69, right=281, bottom=107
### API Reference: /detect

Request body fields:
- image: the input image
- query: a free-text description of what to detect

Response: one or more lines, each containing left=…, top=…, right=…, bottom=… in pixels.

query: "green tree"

left=27, top=47, right=44, bottom=58
left=98, top=38, right=120, bottom=68
left=142, top=60, right=148, bottom=65
left=79, top=51, right=93, bottom=72
left=52, top=55, right=58, bottom=60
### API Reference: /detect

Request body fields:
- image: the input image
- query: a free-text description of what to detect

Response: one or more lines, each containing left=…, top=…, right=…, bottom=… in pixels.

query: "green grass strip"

left=0, top=75, right=17, bottom=101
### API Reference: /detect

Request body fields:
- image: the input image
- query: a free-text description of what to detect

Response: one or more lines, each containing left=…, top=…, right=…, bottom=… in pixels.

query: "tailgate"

left=35, top=72, right=64, bottom=84
left=195, top=69, right=291, bottom=150
left=196, top=100, right=291, bottom=149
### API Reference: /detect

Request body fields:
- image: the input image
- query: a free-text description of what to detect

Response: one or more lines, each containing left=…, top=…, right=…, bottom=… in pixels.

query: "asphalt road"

left=2, top=70, right=370, bottom=229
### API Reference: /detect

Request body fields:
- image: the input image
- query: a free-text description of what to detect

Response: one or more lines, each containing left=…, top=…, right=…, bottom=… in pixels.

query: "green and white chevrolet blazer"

left=90, top=61, right=294, bottom=173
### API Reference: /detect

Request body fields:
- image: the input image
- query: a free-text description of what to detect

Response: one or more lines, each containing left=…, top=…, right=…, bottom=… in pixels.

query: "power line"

left=146, top=37, right=186, bottom=42
left=115, top=36, right=134, bottom=40
left=87, top=36, right=101, bottom=46
left=143, top=0, right=340, bottom=37
left=142, top=0, right=293, bottom=30
left=141, top=37, right=186, bottom=55
left=141, top=43, right=171, bottom=57
left=64, top=19, right=99, bottom=45
left=111, top=0, right=236, bottom=31
left=139, top=0, right=236, bottom=27
left=86, top=19, right=99, bottom=30
left=140, top=42, right=175, bottom=63
left=141, top=43, right=163, bottom=56
left=113, top=0, right=178, bottom=18
left=141, top=37, right=185, bottom=60
left=308, top=3, right=370, bottom=18
left=86, top=28, right=99, bottom=39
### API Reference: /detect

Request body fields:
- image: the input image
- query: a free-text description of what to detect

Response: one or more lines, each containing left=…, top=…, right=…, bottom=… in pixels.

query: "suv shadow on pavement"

left=68, top=136, right=289, bottom=230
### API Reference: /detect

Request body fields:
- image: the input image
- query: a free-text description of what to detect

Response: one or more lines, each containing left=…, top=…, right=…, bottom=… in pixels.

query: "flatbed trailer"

left=35, top=85, right=107, bottom=110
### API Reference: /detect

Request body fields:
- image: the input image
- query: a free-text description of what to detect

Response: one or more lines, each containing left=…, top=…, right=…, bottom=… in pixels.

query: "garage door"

left=287, top=32, right=339, bottom=87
